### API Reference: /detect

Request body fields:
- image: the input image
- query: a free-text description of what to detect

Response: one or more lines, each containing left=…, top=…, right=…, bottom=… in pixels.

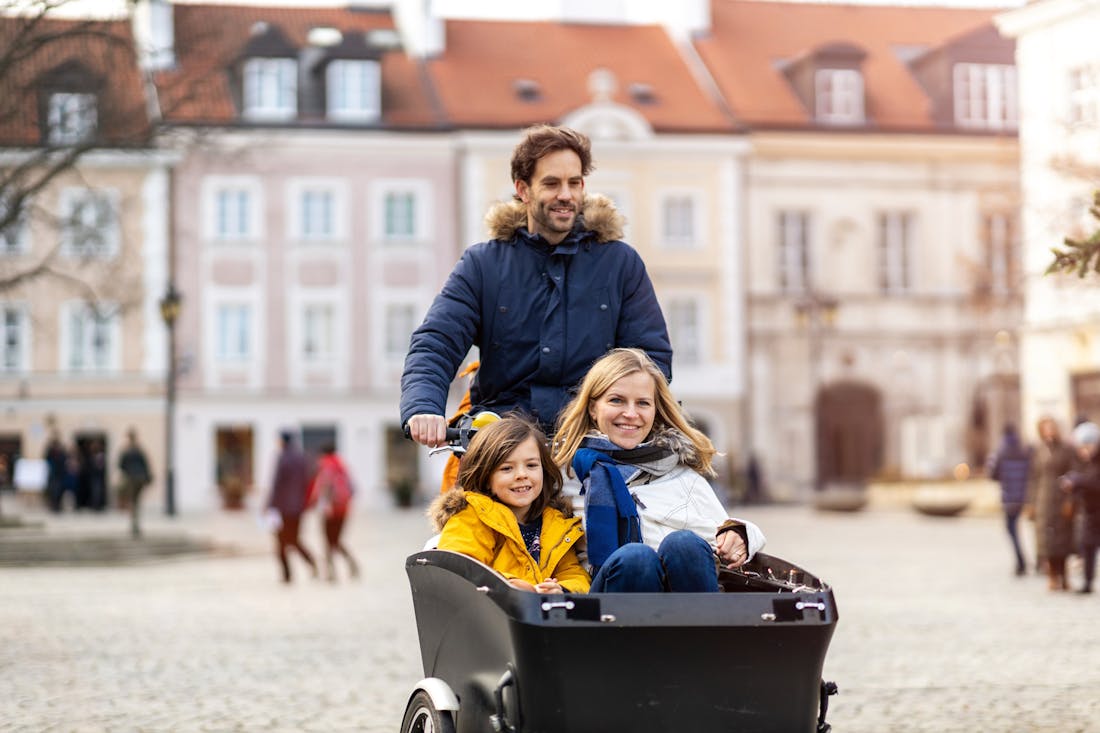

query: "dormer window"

left=781, top=42, right=868, bottom=127
left=326, top=59, right=380, bottom=123
left=953, top=63, right=1017, bottom=131
left=815, top=69, right=864, bottom=125
left=47, top=92, right=97, bottom=145
left=243, top=57, right=297, bottom=120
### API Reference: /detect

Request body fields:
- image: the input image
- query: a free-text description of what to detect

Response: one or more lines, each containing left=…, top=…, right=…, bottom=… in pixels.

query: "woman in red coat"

left=309, top=444, right=359, bottom=582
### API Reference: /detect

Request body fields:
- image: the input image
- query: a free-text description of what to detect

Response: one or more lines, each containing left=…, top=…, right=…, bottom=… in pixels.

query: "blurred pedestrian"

left=307, top=444, right=359, bottom=582
left=118, top=429, right=152, bottom=538
left=1028, top=416, right=1076, bottom=591
left=266, top=430, right=318, bottom=583
left=1061, top=421, right=1100, bottom=594
left=986, top=424, right=1032, bottom=576
left=85, top=439, right=107, bottom=512
left=43, top=432, right=67, bottom=513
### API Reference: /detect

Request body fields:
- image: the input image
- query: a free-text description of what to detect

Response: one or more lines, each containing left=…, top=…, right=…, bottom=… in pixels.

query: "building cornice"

left=996, top=0, right=1096, bottom=38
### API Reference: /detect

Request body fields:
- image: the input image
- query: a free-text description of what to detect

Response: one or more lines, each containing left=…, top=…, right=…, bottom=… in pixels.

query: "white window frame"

left=1068, top=63, right=1100, bottom=127
left=370, top=179, right=433, bottom=244
left=214, top=302, right=253, bottom=364
left=0, top=303, right=30, bottom=372
left=202, top=176, right=264, bottom=242
left=242, top=57, right=297, bottom=121
left=60, top=301, right=120, bottom=373
left=985, top=211, right=1017, bottom=296
left=878, top=211, right=915, bottom=294
left=326, top=59, right=381, bottom=123
left=383, top=300, right=419, bottom=362
left=777, top=210, right=811, bottom=293
left=59, top=187, right=119, bottom=258
left=815, top=69, right=864, bottom=125
left=0, top=194, right=29, bottom=255
left=47, top=92, right=97, bottom=145
left=287, top=179, right=347, bottom=242
left=301, top=301, right=336, bottom=364
left=658, top=192, right=703, bottom=250
left=664, top=296, right=705, bottom=367
left=953, top=63, right=1017, bottom=131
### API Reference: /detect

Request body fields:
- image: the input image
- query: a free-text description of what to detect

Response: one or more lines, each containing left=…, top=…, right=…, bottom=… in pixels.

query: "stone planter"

left=911, top=484, right=972, bottom=517
left=812, top=482, right=869, bottom=512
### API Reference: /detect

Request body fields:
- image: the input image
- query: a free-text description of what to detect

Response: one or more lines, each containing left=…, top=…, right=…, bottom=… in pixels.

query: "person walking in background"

left=43, top=431, right=67, bottom=513
left=118, top=429, right=152, bottom=538
left=308, top=444, right=359, bottom=582
left=266, top=430, right=318, bottom=583
left=1060, top=421, right=1100, bottom=594
left=1029, top=416, right=1076, bottom=591
left=987, top=424, right=1032, bottom=576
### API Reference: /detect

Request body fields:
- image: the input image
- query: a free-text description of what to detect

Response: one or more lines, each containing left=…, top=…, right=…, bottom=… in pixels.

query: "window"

left=217, top=189, right=251, bottom=239
left=326, top=60, right=381, bottom=123
left=302, top=303, right=335, bottom=362
left=64, top=303, right=117, bottom=372
left=0, top=305, right=27, bottom=372
left=666, top=298, right=701, bottom=366
left=661, top=195, right=697, bottom=249
left=47, top=92, right=97, bottom=145
left=815, top=69, right=864, bottom=125
left=777, top=211, right=811, bottom=293
left=1068, top=64, right=1100, bottom=127
left=243, top=58, right=297, bottom=120
left=288, top=181, right=345, bottom=241
left=385, top=191, right=416, bottom=240
left=878, top=211, right=914, bottom=293
left=216, top=304, right=252, bottom=363
left=0, top=196, right=28, bottom=255
left=301, top=189, right=335, bottom=239
left=372, top=180, right=432, bottom=243
left=954, top=63, right=1017, bottom=130
left=204, top=178, right=262, bottom=241
left=384, top=303, right=417, bottom=359
left=984, top=211, right=1018, bottom=296
left=60, top=189, right=117, bottom=258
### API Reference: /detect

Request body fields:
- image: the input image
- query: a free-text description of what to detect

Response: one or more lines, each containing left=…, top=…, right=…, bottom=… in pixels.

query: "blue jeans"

left=589, top=530, right=719, bottom=593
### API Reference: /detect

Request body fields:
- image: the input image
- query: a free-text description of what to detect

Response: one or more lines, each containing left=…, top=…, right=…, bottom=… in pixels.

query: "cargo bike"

left=400, top=417, right=839, bottom=733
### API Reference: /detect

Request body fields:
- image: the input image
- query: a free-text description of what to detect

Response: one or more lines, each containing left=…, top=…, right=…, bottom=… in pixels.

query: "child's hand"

left=507, top=579, right=538, bottom=592
left=534, top=578, right=563, bottom=594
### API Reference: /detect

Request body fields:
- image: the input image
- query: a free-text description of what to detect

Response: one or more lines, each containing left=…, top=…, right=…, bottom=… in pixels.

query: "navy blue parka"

left=400, top=194, right=672, bottom=434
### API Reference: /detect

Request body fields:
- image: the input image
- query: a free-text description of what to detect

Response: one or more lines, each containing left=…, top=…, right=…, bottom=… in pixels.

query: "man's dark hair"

left=510, top=125, right=594, bottom=185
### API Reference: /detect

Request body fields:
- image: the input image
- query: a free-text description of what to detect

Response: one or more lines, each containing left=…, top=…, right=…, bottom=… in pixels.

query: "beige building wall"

left=745, top=132, right=1020, bottom=499
left=0, top=152, right=172, bottom=508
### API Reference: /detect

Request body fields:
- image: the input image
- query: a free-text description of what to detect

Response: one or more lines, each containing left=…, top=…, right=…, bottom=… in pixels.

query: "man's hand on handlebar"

left=406, top=414, right=448, bottom=447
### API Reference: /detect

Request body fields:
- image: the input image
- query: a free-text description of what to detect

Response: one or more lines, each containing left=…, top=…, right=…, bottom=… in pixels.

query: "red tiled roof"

left=425, top=19, right=737, bottom=133
left=0, top=16, right=149, bottom=146
left=156, top=3, right=441, bottom=128
left=694, top=0, right=1007, bottom=131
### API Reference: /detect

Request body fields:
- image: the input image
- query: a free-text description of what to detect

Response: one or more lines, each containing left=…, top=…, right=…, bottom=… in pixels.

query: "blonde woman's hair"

left=552, top=348, right=716, bottom=476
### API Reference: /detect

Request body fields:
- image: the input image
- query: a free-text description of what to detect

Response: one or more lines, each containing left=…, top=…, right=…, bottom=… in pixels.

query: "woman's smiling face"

left=588, top=371, right=656, bottom=450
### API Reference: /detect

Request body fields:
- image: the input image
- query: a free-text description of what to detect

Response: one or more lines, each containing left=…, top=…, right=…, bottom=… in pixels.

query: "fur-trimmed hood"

left=484, top=193, right=624, bottom=243
left=428, top=487, right=471, bottom=533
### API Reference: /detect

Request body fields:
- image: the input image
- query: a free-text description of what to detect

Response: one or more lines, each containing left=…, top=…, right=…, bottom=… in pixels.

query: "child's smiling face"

left=490, top=435, right=544, bottom=522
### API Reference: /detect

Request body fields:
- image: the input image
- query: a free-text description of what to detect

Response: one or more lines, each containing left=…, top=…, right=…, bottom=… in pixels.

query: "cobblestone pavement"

left=2, top=501, right=1099, bottom=732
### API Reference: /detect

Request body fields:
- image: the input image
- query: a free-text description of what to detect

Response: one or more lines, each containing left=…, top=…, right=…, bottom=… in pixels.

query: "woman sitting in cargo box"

left=553, top=348, right=765, bottom=593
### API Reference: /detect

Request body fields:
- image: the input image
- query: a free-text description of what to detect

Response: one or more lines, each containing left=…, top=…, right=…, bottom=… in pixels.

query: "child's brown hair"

left=457, top=416, right=571, bottom=518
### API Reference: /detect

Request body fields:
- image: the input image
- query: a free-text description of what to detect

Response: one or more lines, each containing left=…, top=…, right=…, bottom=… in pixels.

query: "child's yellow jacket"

left=432, top=490, right=590, bottom=593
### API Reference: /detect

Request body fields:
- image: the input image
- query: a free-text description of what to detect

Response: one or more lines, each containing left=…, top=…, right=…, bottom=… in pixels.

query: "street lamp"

left=793, top=291, right=839, bottom=492
left=159, top=284, right=182, bottom=516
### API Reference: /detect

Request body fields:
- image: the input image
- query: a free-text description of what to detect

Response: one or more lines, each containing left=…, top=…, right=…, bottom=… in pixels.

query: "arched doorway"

left=815, top=381, right=884, bottom=487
